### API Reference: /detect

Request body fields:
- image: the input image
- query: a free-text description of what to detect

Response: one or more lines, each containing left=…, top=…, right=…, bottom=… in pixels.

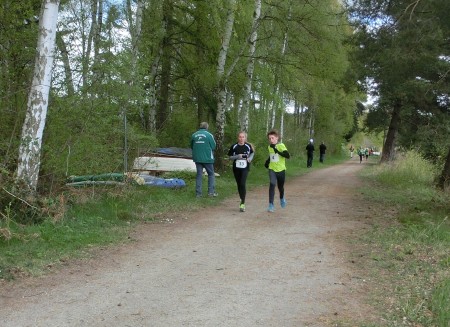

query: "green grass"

left=357, top=150, right=450, bottom=327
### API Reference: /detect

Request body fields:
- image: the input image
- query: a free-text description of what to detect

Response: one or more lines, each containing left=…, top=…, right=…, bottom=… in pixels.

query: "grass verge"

left=354, top=151, right=449, bottom=327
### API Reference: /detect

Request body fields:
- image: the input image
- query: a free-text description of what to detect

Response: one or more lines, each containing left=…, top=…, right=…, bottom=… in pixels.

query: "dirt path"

left=0, top=160, right=378, bottom=327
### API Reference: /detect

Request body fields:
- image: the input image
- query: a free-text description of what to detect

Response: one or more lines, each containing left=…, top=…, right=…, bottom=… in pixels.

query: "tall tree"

left=156, top=0, right=173, bottom=131
left=16, top=0, right=60, bottom=191
left=215, top=0, right=237, bottom=170
left=240, top=0, right=261, bottom=132
left=55, top=30, right=74, bottom=96
left=126, top=0, right=145, bottom=127
left=347, top=0, right=450, bottom=163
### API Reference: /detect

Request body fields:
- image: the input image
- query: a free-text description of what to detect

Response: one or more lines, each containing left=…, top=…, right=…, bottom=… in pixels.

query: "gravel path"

left=0, top=159, right=376, bottom=326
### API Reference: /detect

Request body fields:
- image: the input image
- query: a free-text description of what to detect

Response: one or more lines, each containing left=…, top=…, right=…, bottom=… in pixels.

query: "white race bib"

left=270, top=153, right=279, bottom=162
left=235, top=159, right=248, bottom=168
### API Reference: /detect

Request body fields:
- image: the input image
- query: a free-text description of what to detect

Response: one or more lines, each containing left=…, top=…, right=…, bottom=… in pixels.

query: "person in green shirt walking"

left=264, top=129, right=290, bottom=212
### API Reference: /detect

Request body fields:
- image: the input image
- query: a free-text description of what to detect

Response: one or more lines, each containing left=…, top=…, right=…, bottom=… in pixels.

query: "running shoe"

left=267, top=203, right=275, bottom=212
left=280, top=198, right=287, bottom=208
left=208, top=192, right=218, bottom=197
left=239, top=203, right=245, bottom=212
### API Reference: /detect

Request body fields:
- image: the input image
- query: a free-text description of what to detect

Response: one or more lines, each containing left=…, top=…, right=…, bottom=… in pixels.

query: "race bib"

left=270, top=153, right=279, bottom=162
left=236, top=159, right=248, bottom=168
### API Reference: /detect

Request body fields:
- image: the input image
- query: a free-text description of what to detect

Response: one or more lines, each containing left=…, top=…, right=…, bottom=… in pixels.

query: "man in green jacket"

left=190, top=122, right=217, bottom=197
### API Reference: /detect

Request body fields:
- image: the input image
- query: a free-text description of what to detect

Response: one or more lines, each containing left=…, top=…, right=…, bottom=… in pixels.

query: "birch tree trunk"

left=148, top=52, right=161, bottom=134
left=82, top=0, right=96, bottom=89
left=194, top=0, right=209, bottom=125
left=127, top=0, right=160, bottom=134
left=299, top=103, right=305, bottom=128
left=308, top=107, right=315, bottom=140
left=240, top=0, right=261, bottom=132
left=215, top=0, right=236, bottom=170
left=16, top=0, right=60, bottom=191
left=128, top=0, right=144, bottom=53
left=93, top=0, right=103, bottom=61
left=157, top=0, right=173, bottom=131
left=270, top=96, right=276, bottom=129
left=269, top=1, right=290, bottom=134
left=127, top=0, right=145, bottom=127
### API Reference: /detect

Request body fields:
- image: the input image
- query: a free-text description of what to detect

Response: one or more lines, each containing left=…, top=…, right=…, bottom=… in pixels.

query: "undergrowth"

left=357, top=150, right=449, bottom=327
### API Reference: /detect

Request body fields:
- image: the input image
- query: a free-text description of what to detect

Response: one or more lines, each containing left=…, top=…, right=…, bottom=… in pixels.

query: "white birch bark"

left=148, top=51, right=161, bottom=133
left=82, top=0, right=96, bottom=88
left=269, top=1, right=291, bottom=133
left=134, top=0, right=144, bottom=62
left=279, top=20, right=288, bottom=140
left=215, top=0, right=236, bottom=164
left=299, top=103, right=305, bottom=127
left=128, top=0, right=144, bottom=70
left=17, top=0, right=60, bottom=191
left=270, top=86, right=278, bottom=129
left=94, top=0, right=103, bottom=60
left=127, top=0, right=145, bottom=127
left=240, top=0, right=261, bottom=132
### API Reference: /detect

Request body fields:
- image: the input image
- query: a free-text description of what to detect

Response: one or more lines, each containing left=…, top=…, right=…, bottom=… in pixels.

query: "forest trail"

left=0, top=159, right=378, bottom=327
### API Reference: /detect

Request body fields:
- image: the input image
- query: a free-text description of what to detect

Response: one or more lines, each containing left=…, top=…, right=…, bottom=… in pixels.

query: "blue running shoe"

left=280, top=198, right=287, bottom=208
left=267, top=203, right=275, bottom=212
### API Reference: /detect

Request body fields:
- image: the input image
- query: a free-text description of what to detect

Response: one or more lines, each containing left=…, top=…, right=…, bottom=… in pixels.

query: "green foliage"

left=41, top=96, right=158, bottom=185
left=1, top=0, right=361, bottom=193
left=347, top=0, right=450, bottom=165
left=367, top=150, right=438, bottom=188
left=0, top=170, right=59, bottom=226
left=158, top=107, right=197, bottom=148
left=0, top=0, right=41, bottom=169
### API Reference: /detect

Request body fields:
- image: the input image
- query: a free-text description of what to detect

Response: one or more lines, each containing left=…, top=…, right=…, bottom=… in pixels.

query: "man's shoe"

left=267, top=203, right=275, bottom=212
left=208, top=192, right=218, bottom=197
left=280, top=198, right=287, bottom=208
left=239, top=203, right=245, bottom=212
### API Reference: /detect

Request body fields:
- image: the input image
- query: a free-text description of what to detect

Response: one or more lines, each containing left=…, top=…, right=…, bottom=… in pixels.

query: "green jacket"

left=190, top=128, right=216, bottom=163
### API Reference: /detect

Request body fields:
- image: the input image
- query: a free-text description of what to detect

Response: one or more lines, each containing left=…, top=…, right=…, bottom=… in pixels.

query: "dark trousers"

left=233, top=168, right=249, bottom=204
left=269, top=170, right=285, bottom=204
left=319, top=153, right=325, bottom=163
left=307, top=154, right=313, bottom=167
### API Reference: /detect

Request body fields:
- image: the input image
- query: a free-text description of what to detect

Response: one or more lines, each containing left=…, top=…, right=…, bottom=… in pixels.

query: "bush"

left=370, top=150, right=438, bottom=187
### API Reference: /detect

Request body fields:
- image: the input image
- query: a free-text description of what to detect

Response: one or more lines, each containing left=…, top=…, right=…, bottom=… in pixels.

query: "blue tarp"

left=140, top=174, right=186, bottom=188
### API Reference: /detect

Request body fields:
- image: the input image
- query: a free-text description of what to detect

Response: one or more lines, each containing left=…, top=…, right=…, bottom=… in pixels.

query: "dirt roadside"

left=0, top=159, right=381, bottom=327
